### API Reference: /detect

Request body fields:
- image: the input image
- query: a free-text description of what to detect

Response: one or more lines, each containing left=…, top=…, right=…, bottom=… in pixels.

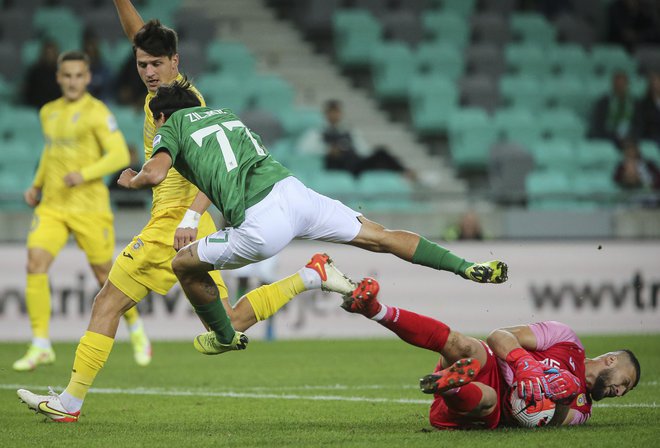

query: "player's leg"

left=14, top=209, right=68, bottom=371
left=226, top=253, right=355, bottom=332
left=349, top=217, right=507, bottom=284
left=344, top=278, right=498, bottom=421
left=18, top=279, right=136, bottom=422
left=74, top=212, right=151, bottom=366
left=343, top=278, right=488, bottom=366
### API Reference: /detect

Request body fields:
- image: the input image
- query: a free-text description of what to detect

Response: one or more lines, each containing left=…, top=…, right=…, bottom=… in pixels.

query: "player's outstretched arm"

left=174, top=192, right=213, bottom=251
left=118, top=151, right=171, bottom=189
left=113, top=0, right=145, bottom=41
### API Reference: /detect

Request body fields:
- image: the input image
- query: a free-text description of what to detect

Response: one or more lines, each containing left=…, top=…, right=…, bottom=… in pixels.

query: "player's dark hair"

left=621, top=349, right=641, bottom=389
left=149, top=77, right=201, bottom=119
left=57, top=50, right=90, bottom=68
left=133, top=19, right=178, bottom=58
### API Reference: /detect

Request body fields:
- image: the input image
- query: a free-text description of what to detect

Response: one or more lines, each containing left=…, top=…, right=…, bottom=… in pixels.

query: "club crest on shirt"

left=132, top=238, right=144, bottom=250
left=152, top=134, right=161, bottom=147
left=576, top=393, right=586, bottom=407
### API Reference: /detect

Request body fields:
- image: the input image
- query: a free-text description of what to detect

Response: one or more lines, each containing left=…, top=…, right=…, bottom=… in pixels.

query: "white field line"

left=1, top=384, right=658, bottom=408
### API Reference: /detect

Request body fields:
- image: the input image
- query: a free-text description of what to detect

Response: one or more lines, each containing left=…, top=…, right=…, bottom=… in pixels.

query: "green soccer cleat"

left=465, top=260, right=508, bottom=284
left=17, top=387, right=80, bottom=422
left=12, top=345, right=56, bottom=372
left=193, top=330, right=249, bottom=355
left=130, top=324, right=152, bottom=367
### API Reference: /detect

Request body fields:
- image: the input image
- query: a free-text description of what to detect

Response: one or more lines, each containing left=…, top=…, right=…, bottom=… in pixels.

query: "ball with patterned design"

left=509, top=386, right=556, bottom=428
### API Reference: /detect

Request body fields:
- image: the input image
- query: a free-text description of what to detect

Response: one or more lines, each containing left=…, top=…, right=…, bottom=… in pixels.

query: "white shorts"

left=197, top=176, right=362, bottom=270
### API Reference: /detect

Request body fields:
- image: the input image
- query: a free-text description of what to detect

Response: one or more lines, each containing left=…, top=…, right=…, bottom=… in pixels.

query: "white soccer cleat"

left=305, top=253, right=357, bottom=295
left=12, top=345, right=56, bottom=372
left=17, top=387, right=80, bottom=422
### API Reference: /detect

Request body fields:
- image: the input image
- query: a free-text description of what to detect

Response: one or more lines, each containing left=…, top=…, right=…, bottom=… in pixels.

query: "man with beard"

left=342, top=278, right=641, bottom=428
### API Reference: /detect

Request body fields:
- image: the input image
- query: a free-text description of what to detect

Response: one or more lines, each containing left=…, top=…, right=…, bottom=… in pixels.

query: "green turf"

left=1, top=334, right=658, bottom=447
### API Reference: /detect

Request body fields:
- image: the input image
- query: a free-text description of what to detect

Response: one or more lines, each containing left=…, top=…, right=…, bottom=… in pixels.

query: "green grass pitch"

left=1, top=334, right=658, bottom=447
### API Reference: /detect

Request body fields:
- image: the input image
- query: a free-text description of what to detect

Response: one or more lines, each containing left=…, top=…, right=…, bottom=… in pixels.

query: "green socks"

left=412, top=237, right=472, bottom=278
left=192, top=300, right=235, bottom=344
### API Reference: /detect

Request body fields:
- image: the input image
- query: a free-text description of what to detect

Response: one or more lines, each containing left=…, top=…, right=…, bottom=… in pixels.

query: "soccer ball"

left=509, top=386, right=556, bottom=428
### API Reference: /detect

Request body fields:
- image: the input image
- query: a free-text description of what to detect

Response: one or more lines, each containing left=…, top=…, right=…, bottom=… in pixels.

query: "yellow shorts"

left=27, top=206, right=114, bottom=265
left=109, top=207, right=228, bottom=302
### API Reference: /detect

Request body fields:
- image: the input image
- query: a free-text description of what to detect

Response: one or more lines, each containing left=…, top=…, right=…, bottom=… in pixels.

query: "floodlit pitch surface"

left=1, top=335, right=658, bottom=447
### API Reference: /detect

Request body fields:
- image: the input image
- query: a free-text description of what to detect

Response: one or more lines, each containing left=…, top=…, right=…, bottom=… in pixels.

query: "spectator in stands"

left=588, top=71, right=635, bottom=146
left=298, top=99, right=416, bottom=180
left=22, top=40, right=61, bottom=109
left=443, top=211, right=485, bottom=241
left=613, top=138, right=660, bottom=190
left=607, top=0, right=660, bottom=53
left=83, top=30, right=114, bottom=102
left=634, top=71, right=660, bottom=143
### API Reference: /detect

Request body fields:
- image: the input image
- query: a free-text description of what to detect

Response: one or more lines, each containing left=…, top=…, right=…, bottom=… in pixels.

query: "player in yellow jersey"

left=12, top=50, right=152, bottom=372
left=16, top=1, right=355, bottom=422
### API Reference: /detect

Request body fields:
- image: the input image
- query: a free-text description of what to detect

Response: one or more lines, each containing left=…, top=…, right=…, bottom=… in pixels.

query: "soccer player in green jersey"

left=118, top=79, right=508, bottom=354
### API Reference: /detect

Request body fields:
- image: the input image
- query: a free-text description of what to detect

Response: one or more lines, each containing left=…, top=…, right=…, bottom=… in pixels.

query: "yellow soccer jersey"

left=35, top=93, right=130, bottom=213
left=143, top=75, right=206, bottom=213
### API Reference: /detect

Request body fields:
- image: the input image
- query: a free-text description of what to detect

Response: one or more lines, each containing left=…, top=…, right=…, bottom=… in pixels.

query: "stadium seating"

left=528, top=139, right=577, bottom=172
left=510, top=13, right=556, bottom=47
left=415, top=42, right=464, bottom=80
left=422, top=11, right=470, bottom=48
left=333, top=9, right=382, bottom=68
left=525, top=170, right=578, bottom=210
left=499, top=74, right=545, bottom=112
left=206, top=41, right=256, bottom=78
left=577, top=140, right=621, bottom=171
left=194, top=73, right=250, bottom=113
left=448, top=108, right=497, bottom=171
left=409, top=75, right=458, bottom=135
left=371, top=42, right=416, bottom=102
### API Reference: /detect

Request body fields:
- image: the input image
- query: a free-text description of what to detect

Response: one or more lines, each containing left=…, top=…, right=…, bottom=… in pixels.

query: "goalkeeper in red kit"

left=343, top=278, right=641, bottom=429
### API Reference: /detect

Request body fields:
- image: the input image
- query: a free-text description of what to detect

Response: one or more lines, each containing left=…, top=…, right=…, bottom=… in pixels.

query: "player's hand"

left=544, top=369, right=581, bottom=403
left=507, top=348, right=547, bottom=403
left=23, top=186, right=41, bottom=207
left=117, top=168, right=138, bottom=188
left=174, top=227, right=198, bottom=251
left=63, top=171, right=84, bottom=187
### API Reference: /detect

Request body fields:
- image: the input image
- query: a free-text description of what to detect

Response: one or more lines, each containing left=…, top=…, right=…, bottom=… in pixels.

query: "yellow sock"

left=246, top=273, right=306, bottom=321
left=122, top=306, right=140, bottom=326
left=26, top=273, right=50, bottom=339
left=64, top=331, right=114, bottom=400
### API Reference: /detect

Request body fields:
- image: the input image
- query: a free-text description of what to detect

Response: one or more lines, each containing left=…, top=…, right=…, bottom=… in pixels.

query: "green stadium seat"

left=573, top=170, right=620, bottom=208
left=32, top=7, right=82, bottom=51
left=371, top=42, right=416, bottom=101
left=543, top=75, right=591, bottom=118
left=511, top=13, right=556, bottom=47
left=206, top=41, right=256, bottom=78
left=538, top=109, right=586, bottom=143
left=249, top=75, right=295, bottom=114
left=493, top=108, right=543, bottom=147
left=526, top=170, right=579, bottom=209
left=308, top=171, right=357, bottom=198
left=279, top=107, right=324, bottom=140
left=100, top=40, right=132, bottom=75
left=22, top=40, right=43, bottom=68
left=549, top=45, right=592, bottom=78
left=286, top=154, right=324, bottom=184
left=434, top=0, right=476, bottom=18
left=528, top=139, right=577, bottom=171
left=499, top=74, right=545, bottom=112
left=409, top=75, right=458, bottom=135
left=356, top=171, right=413, bottom=211
left=639, top=140, right=660, bottom=164
left=590, top=45, right=637, bottom=77
left=577, top=139, right=621, bottom=171
left=110, top=106, right=144, bottom=150
left=422, top=11, right=469, bottom=48
left=4, top=140, right=41, bottom=167
left=415, top=42, right=464, bottom=80
left=333, top=10, right=383, bottom=68
left=630, top=75, right=648, bottom=98
left=194, top=73, right=250, bottom=113
left=448, top=108, right=498, bottom=171
left=505, top=44, right=550, bottom=77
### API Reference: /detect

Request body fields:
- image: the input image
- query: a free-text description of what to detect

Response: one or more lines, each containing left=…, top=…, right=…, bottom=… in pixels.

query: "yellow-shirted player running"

left=13, top=50, right=152, bottom=372
left=15, top=1, right=361, bottom=422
